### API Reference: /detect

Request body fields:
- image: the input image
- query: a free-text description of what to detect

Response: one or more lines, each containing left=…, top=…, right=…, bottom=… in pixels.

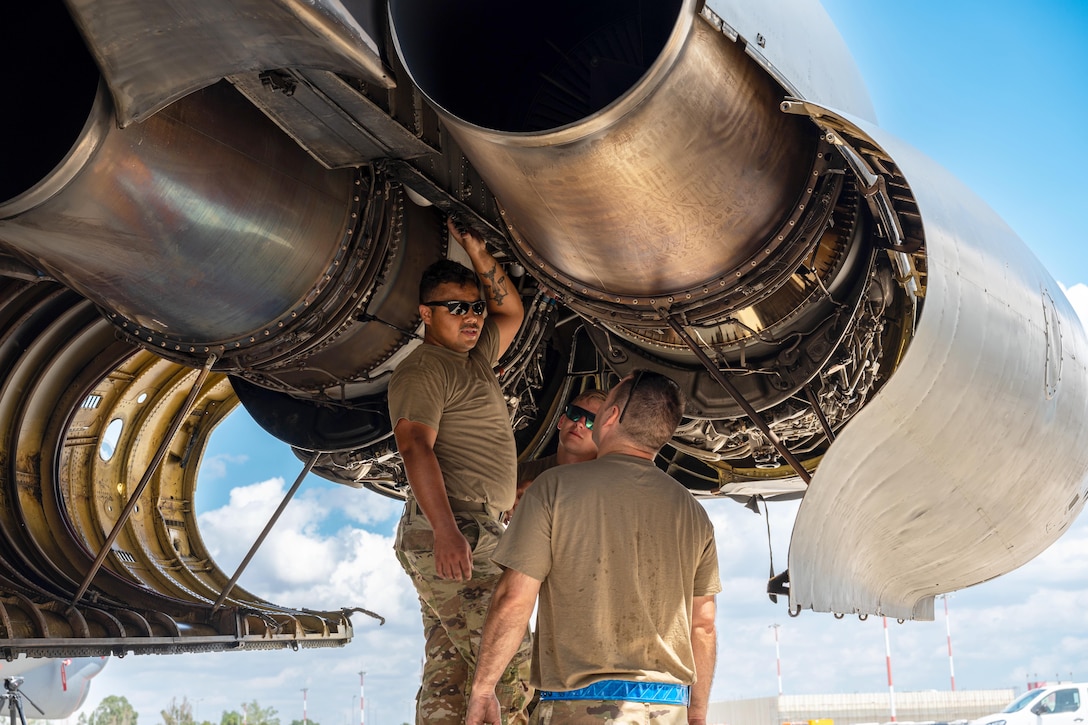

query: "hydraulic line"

left=663, top=316, right=811, bottom=484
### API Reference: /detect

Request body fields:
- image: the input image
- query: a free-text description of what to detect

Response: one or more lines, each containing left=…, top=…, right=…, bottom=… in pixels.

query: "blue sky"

left=820, top=0, right=1088, bottom=285
left=73, top=3, right=1088, bottom=725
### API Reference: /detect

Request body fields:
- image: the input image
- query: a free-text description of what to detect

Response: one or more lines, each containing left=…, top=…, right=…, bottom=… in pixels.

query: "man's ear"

left=419, top=304, right=432, bottom=324
left=599, top=404, right=621, bottom=430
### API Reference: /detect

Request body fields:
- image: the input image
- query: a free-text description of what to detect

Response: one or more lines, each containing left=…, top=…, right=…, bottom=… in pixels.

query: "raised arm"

left=447, top=217, right=524, bottom=357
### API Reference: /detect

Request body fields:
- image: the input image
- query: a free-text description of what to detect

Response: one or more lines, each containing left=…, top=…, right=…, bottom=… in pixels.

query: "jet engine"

left=388, top=0, right=908, bottom=492
left=386, top=0, right=1088, bottom=620
left=0, top=0, right=1085, bottom=656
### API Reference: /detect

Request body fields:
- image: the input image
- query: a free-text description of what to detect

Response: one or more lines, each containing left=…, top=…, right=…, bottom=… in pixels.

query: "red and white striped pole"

left=943, top=595, right=956, bottom=691
left=770, top=624, right=783, bottom=696
left=883, top=617, right=897, bottom=722
left=302, top=688, right=308, bottom=725
left=359, top=671, right=366, bottom=725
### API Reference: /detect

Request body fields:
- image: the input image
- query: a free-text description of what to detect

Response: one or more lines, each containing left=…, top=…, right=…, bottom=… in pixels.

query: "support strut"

left=212, top=450, right=321, bottom=612
left=663, top=315, right=811, bottom=484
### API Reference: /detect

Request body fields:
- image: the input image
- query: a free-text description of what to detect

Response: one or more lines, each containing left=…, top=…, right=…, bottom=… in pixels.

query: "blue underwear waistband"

left=538, top=680, right=690, bottom=705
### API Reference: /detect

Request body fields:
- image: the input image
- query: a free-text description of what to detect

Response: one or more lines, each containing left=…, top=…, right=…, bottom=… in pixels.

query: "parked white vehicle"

left=973, top=684, right=1088, bottom=725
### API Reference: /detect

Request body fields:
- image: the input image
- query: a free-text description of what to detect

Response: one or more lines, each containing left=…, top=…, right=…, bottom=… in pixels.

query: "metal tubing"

left=211, top=451, right=320, bottom=612
left=664, top=316, right=811, bottom=484
left=804, top=384, right=837, bottom=444
left=69, top=355, right=217, bottom=609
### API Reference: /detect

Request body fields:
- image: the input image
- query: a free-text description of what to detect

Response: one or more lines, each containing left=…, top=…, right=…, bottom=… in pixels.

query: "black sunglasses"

left=564, top=403, right=596, bottom=430
left=424, top=299, right=487, bottom=316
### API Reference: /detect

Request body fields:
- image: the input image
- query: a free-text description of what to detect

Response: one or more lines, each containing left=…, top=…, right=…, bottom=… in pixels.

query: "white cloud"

left=1060, top=282, right=1088, bottom=325
left=76, top=477, right=423, bottom=725
left=197, top=477, right=413, bottom=617
left=309, top=485, right=401, bottom=527
left=199, top=453, right=250, bottom=481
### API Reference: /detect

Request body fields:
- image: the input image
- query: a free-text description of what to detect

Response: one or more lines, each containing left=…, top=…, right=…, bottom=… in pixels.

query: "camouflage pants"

left=529, top=701, right=687, bottom=724
left=395, top=503, right=534, bottom=725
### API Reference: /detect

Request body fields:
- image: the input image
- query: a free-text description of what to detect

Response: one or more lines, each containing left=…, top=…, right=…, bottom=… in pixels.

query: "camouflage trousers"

left=395, top=502, right=534, bottom=725
left=529, top=701, right=687, bottom=724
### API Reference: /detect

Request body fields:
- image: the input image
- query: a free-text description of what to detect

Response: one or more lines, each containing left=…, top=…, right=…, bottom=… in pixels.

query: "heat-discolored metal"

left=390, top=0, right=821, bottom=319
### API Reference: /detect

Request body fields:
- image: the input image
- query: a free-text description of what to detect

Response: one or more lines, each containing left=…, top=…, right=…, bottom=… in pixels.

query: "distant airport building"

left=707, top=688, right=1017, bottom=725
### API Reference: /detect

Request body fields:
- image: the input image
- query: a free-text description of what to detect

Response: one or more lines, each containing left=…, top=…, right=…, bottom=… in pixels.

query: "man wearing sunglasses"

left=465, top=371, right=720, bottom=725
left=388, top=218, right=531, bottom=725
left=513, top=389, right=607, bottom=518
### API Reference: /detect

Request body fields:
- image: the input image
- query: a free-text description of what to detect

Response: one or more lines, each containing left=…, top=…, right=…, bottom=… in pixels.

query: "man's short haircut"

left=612, top=370, right=685, bottom=451
left=419, top=259, right=479, bottom=303
left=572, top=389, right=607, bottom=407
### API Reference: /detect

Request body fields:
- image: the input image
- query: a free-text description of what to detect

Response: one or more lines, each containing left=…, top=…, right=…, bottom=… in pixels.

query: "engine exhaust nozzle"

left=390, top=0, right=821, bottom=313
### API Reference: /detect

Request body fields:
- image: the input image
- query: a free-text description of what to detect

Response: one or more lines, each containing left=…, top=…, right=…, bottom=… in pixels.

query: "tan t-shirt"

left=387, top=319, right=517, bottom=511
left=494, top=454, right=721, bottom=691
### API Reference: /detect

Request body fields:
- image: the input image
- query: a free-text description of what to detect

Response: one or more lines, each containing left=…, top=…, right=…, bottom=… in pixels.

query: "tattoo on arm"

left=481, top=265, right=509, bottom=306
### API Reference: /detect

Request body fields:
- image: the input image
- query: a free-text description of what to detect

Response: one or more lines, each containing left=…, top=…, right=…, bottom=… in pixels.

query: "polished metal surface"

left=703, top=0, right=875, bottom=123
left=786, top=110, right=1088, bottom=619
left=0, top=80, right=355, bottom=344
left=390, top=0, right=820, bottom=311
left=0, top=75, right=439, bottom=408
left=63, top=0, right=393, bottom=126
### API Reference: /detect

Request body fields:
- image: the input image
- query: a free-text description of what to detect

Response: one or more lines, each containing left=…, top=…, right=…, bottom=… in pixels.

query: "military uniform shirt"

left=494, top=453, right=721, bottom=691
left=388, top=318, right=517, bottom=511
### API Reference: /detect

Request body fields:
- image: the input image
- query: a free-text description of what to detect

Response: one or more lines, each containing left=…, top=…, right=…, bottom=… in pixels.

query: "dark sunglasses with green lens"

left=564, top=403, right=596, bottom=429
left=424, top=299, right=487, bottom=316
